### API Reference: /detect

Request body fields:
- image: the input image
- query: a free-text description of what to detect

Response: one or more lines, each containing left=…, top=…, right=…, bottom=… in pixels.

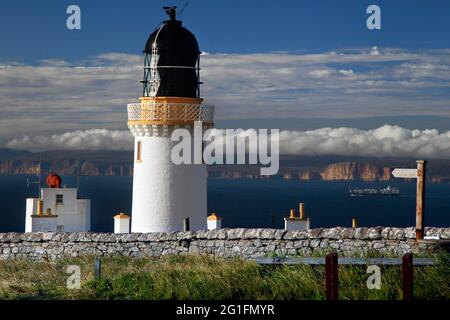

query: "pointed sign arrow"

left=392, top=168, right=418, bottom=179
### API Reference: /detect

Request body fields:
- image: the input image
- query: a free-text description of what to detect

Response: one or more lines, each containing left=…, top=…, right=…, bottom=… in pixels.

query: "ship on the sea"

left=349, top=186, right=400, bottom=196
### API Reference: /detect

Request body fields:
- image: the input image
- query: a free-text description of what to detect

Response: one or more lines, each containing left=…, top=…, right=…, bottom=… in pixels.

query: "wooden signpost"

left=392, top=160, right=426, bottom=241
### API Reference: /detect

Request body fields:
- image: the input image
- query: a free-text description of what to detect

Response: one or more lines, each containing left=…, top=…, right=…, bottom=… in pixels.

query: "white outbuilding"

left=25, top=174, right=90, bottom=232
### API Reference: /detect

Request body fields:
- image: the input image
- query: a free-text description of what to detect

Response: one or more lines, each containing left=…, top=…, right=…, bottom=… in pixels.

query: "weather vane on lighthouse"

left=127, top=6, right=214, bottom=233
left=163, top=6, right=177, bottom=21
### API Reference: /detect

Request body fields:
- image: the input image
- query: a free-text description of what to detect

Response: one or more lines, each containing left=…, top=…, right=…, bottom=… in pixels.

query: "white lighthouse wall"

left=131, top=134, right=207, bottom=233
left=25, top=198, right=38, bottom=232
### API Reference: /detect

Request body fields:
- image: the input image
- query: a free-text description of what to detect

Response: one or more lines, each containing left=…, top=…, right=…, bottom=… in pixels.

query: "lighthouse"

left=127, top=7, right=214, bottom=233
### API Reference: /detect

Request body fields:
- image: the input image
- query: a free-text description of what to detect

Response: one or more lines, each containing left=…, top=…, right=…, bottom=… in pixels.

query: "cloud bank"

left=6, top=129, right=133, bottom=151
left=1, top=47, right=450, bottom=140
left=6, top=125, right=450, bottom=159
left=278, top=125, right=450, bottom=159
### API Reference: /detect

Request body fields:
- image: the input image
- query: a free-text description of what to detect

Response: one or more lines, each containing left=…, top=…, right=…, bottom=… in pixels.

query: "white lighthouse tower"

left=127, top=7, right=214, bottom=233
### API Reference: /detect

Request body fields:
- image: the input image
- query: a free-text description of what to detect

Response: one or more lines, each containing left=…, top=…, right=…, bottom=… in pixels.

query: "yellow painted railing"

left=127, top=102, right=214, bottom=124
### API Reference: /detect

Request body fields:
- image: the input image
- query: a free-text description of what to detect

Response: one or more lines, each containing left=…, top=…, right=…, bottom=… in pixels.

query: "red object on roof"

left=46, top=173, right=62, bottom=188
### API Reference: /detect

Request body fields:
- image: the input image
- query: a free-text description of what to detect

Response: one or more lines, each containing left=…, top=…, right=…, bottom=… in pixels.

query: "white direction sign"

left=392, top=168, right=418, bottom=179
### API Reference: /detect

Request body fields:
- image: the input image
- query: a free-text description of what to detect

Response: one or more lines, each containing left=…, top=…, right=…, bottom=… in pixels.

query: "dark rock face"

left=320, top=162, right=391, bottom=181
left=0, top=159, right=133, bottom=176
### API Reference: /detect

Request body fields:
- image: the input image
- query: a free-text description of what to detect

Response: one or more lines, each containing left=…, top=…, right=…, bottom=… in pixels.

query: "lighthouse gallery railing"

left=127, top=102, right=214, bottom=124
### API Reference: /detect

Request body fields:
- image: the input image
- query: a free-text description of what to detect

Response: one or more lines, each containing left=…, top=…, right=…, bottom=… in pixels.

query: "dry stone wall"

left=0, top=227, right=449, bottom=261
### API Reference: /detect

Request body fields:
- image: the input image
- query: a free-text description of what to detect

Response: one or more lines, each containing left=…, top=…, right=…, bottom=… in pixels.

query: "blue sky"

left=1, top=0, right=450, bottom=62
left=0, top=1, right=450, bottom=152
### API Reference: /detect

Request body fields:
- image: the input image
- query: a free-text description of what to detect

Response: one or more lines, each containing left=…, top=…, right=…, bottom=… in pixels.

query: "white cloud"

left=370, top=46, right=380, bottom=56
left=6, top=129, right=133, bottom=151
left=6, top=125, right=450, bottom=160
left=307, top=69, right=333, bottom=79
left=278, top=125, right=450, bottom=159
left=1, top=47, right=450, bottom=140
left=38, top=59, right=72, bottom=67
left=338, top=69, right=355, bottom=77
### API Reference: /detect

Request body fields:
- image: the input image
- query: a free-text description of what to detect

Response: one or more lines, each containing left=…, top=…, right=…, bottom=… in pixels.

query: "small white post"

left=114, top=213, right=131, bottom=234
left=207, top=213, right=222, bottom=230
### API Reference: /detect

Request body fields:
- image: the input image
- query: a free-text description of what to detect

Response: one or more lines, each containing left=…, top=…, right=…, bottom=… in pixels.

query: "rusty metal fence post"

left=325, top=253, right=339, bottom=300
left=402, top=253, right=414, bottom=300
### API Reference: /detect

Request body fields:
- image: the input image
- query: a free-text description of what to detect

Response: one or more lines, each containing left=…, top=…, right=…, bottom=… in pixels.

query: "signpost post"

left=392, top=160, right=426, bottom=241
left=415, top=160, right=426, bottom=240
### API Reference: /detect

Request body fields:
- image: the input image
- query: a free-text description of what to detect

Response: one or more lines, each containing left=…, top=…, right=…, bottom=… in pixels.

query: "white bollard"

left=207, top=213, right=222, bottom=230
left=114, top=213, right=131, bottom=234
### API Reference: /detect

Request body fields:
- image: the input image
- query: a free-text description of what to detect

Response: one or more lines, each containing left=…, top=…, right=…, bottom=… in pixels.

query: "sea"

left=0, top=175, right=448, bottom=232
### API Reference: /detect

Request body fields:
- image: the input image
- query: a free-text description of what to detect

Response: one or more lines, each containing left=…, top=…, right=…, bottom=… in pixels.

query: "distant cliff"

left=0, top=159, right=133, bottom=176
left=320, top=162, right=391, bottom=181
left=214, top=162, right=392, bottom=182
left=209, top=159, right=450, bottom=183
left=0, top=149, right=449, bottom=182
left=0, top=150, right=133, bottom=177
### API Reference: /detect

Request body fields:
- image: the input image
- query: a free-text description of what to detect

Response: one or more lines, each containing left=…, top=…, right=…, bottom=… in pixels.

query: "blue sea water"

left=0, top=175, right=448, bottom=232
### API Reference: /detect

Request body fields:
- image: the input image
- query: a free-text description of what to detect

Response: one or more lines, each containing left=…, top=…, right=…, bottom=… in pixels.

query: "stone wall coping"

left=0, top=227, right=448, bottom=243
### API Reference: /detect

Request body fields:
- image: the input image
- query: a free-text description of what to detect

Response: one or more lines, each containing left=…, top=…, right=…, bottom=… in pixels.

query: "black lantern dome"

left=142, top=7, right=201, bottom=98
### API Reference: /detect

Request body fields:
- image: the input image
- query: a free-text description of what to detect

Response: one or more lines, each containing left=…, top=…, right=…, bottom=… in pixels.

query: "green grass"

left=0, top=254, right=448, bottom=300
